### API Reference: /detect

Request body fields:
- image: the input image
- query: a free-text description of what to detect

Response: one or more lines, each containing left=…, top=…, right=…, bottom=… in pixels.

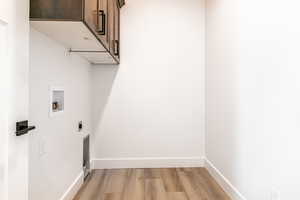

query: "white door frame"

left=0, top=18, right=9, bottom=200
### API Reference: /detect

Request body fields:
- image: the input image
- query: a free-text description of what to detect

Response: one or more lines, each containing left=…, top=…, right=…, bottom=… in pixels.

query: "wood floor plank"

left=145, top=179, right=168, bottom=200
left=74, top=170, right=108, bottom=200
left=196, top=168, right=231, bottom=200
left=161, top=168, right=184, bottom=192
left=144, top=168, right=161, bottom=179
left=177, top=168, right=210, bottom=200
left=121, top=169, right=145, bottom=200
left=73, top=168, right=231, bottom=200
left=167, top=192, right=188, bottom=200
left=104, top=193, right=122, bottom=200
left=104, top=170, right=127, bottom=194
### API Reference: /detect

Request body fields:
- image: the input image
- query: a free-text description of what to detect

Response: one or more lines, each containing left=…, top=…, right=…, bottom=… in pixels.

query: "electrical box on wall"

left=78, top=121, right=83, bottom=132
left=49, top=87, right=64, bottom=117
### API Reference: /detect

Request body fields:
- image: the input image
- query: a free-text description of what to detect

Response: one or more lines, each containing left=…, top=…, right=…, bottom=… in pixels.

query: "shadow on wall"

left=91, top=66, right=119, bottom=152
left=206, top=0, right=276, bottom=198
left=205, top=0, right=242, bottom=194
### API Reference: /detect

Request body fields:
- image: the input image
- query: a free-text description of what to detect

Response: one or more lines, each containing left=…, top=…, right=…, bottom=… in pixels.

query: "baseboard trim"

left=59, top=171, right=84, bottom=200
left=204, top=158, right=247, bottom=200
left=92, top=157, right=205, bottom=169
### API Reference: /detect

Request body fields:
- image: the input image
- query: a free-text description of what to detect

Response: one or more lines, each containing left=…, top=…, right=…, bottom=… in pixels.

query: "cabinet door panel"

left=30, top=0, right=82, bottom=20
left=114, top=1, right=120, bottom=60
left=97, top=0, right=109, bottom=46
left=85, top=0, right=109, bottom=49
left=108, top=0, right=115, bottom=55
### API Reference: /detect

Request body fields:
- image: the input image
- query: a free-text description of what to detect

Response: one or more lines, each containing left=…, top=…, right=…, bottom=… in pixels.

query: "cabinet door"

left=84, top=0, right=109, bottom=49
left=97, top=0, right=109, bottom=47
left=113, top=1, right=120, bottom=60
left=30, top=0, right=82, bottom=20
left=108, top=0, right=115, bottom=56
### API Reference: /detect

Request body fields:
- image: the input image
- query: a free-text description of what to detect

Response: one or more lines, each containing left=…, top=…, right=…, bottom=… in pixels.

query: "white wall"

left=29, top=28, right=91, bottom=200
left=91, top=0, right=206, bottom=167
left=0, top=0, right=30, bottom=199
left=206, top=0, right=300, bottom=199
left=276, top=1, right=300, bottom=198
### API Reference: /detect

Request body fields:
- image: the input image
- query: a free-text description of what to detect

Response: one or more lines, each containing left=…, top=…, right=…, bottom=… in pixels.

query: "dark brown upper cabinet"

left=30, top=0, right=123, bottom=65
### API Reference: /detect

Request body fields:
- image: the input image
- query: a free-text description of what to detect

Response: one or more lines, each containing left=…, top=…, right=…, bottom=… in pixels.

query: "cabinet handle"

left=114, top=40, right=119, bottom=56
left=96, top=10, right=106, bottom=35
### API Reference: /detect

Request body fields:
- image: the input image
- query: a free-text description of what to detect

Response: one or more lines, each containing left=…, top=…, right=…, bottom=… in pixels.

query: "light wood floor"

left=74, top=168, right=231, bottom=200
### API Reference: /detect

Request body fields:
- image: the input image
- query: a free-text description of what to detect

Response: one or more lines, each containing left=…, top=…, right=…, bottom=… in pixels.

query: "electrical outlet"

left=271, top=190, right=280, bottom=200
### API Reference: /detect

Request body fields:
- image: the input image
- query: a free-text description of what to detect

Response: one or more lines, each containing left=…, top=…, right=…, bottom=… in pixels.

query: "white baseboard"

left=59, top=171, right=84, bottom=200
left=92, top=157, right=205, bottom=169
left=204, top=158, right=247, bottom=200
